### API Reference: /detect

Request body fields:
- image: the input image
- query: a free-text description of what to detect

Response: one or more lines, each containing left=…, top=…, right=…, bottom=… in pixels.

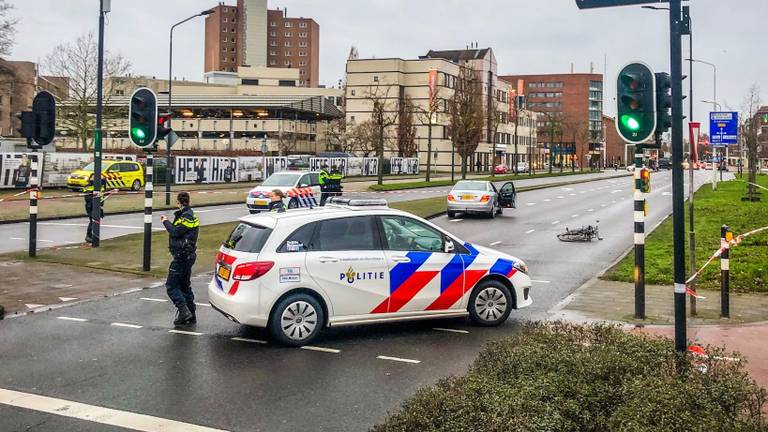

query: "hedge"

left=372, top=322, right=767, bottom=432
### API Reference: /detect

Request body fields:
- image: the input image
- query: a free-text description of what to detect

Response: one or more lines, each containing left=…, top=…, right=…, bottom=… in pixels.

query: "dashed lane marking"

left=531, top=279, right=551, bottom=284
left=231, top=337, right=268, bottom=344
left=57, top=316, right=88, bottom=322
left=526, top=202, right=536, bottom=206
left=551, top=220, right=560, bottom=225
left=571, top=214, right=579, bottom=218
left=610, top=189, right=623, bottom=194
left=587, top=209, right=594, bottom=212
left=10, top=237, right=24, bottom=240
left=0, top=388, right=229, bottom=432
left=543, top=198, right=552, bottom=202
left=168, top=329, right=203, bottom=336
left=58, top=297, right=78, bottom=302
left=433, top=327, right=469, bottom=334
left=301, top=346, right=341, bottom=354
left=25, top=303, right=45, bottom=309
left=569, top=193, right=576, bottom=196
left=557, top=196, right=564, bottom=199
left=525, top=229, right=535, bottom=234
left=111, top=322, right=143, bottom=329
left=449, top=219, right=462, bottom=222
left=489, top=241, right=502, bottom=246
left=601, top=204, right=607, bottom=207
left=377, top=355, right=421, bottom=364
left=140, top=297, right=168, bottom=303
left=195, top=302, right=212, bottom=307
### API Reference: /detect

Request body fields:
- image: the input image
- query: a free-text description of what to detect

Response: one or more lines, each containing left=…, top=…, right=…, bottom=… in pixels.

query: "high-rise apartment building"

left=204, top=1, right=319, bottom=87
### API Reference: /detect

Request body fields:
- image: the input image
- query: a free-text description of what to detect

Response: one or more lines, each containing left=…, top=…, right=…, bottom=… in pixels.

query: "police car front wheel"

left=131, top=180, right=141, bottom=191
left=269, top=293, right=324, bottom=346
left=468, top=281, right=512, bottom=326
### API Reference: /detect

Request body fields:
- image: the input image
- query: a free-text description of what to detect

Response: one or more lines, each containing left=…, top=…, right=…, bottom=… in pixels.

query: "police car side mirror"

left=444, top=237, right=455, bottom=253
left=299, top=183, right=309, bottom=188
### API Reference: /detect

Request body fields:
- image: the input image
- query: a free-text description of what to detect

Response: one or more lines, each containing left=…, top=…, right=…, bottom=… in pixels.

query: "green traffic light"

left=131, top=127, right=146, bottom=140
left=620, top=115, right=641, bottom=131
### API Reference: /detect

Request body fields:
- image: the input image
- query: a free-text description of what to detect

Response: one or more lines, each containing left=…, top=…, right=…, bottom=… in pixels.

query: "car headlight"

left=513, top=261, right=529, bottom=274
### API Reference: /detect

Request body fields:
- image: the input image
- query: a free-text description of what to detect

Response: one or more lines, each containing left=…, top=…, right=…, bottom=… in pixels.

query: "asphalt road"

left=0, top=170, right=719, bottom=432
left=0, top=170, right=627, bottom=254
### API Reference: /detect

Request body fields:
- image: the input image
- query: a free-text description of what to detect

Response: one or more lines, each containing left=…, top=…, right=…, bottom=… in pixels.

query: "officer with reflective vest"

left=83, top=178, right=104, bottom=244
left=268, top=189, right=287, bottom=213
left=318, top=169, right=343, bottom=206
left=160, top=191, right=200, bottom=326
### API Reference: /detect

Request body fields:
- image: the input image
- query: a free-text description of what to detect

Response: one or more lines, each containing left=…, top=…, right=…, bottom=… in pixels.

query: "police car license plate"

left=461, top=194, right=473, bottom=200
left=254, top=199, right=268, bottom=205
left=217, top=265, right=231, bottom=281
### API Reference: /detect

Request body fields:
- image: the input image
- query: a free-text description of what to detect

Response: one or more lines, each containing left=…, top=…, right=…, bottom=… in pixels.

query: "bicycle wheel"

left=557, top=232, right=586, bottom=242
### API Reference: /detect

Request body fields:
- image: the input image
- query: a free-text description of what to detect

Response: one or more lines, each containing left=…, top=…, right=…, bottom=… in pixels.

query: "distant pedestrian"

left=476, top=159, right=482, bottom=173
left=268, top=189, right=287, bottom=212
left=160, top=191, right=199, bottom=326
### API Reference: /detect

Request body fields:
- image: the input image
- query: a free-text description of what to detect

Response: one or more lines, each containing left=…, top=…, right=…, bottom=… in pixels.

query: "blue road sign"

left=709, top=111, right=738, bottom=146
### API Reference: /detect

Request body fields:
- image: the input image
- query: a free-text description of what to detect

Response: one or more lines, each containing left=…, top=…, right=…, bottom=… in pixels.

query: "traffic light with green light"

left=129, top=87, right=158, bottom=148
left=616, top=62, right=656, bottom=144
left=655, top=72, right=672, bottom=137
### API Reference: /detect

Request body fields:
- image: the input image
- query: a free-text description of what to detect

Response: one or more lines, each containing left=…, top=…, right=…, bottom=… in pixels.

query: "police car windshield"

left=81, top=162, right=95, bottom=171
left=453, top=181, right=486, bottom=191
left=262, top=173, right=301, bottom=187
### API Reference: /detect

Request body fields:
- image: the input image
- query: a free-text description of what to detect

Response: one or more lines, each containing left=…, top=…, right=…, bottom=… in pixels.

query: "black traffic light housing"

left=16, top=91, right=56, bottom=149
left=639, top=167, right=651, bottom=193
left=655, top=72, right=672, bottom=137
left=616, top=62, right=656, bottom=145
left=129, top=87, right=158, bottom=148
left=157, top=112, right=172, bottom=141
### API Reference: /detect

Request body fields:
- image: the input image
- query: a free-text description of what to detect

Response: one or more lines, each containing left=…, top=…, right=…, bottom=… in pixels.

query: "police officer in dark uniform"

left=268, top=189, right=287, bottom=212
left=160, top=191, right=200, bottom=326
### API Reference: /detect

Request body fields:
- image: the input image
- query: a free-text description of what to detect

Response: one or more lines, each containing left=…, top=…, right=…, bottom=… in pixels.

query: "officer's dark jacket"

left=163, top=206, right=199, bottom=259
left=268, top=200, right=287, bottom=213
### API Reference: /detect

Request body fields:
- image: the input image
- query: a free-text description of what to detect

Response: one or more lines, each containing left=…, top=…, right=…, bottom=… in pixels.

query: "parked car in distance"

left=516, top=162, right=530, bottom=173
left=494, top=165, right=508, bottom=174
left=447, top=180, right=516, bottom=219
left=658, top=158, right=672, bottom=170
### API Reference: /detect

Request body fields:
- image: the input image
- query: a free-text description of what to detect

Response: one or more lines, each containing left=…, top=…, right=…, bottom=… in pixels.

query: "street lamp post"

left=167, top=9, right=215, bottom=205
left=688, top=58, right=718, bottom=190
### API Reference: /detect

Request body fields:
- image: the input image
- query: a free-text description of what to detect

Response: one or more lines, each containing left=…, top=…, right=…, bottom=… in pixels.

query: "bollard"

left=28, top=152, right=39, bottom=258
left=720, top=225, right=730, bottom=318
left=143, top=154, right=153, bottom=272
left=633, top=148, right=645, bottom=320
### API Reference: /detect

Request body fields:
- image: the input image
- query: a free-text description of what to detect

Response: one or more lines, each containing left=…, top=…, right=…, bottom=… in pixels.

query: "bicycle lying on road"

left=557, top=221, right=603, bottom=242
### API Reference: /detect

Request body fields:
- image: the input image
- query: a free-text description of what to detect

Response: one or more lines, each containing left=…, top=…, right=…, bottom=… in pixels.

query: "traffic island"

left=372, top=322, right=767, bottom=431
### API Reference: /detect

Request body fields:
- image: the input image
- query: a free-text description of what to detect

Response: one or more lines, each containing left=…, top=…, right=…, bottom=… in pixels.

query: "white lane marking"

left=579, top=191, right=586, bottom=194
left=525, top=229, right=535, bottom=234
left=551, top=220, right=560, bottom=225
left=662, top=191, right=672, bottom=196
left=531, top=279, right=551, bottom=284
left=601, top=204, right=607, bottom=207
left=10, top=237, right=24, bottom=240
left=57, top=316, right=87, bottom=322
left=231, top=337, right=268, bottom=344
left=612, top=200, right=617, bottom=204
left=571, top=214, right=579, bottom=218
left=0, top=388, right=228, bottom=432
left=557, top=196, right=564, bottom=199
left=433, top=327, right=469, bottom=334
left=543, top=198, right=552, bottom=202
left=38, top=239, right=54, bottom=243
left=489, top=241, right=502, bottom=246
left=140, top=297, right=168, bottom=303
left=58, top=297, right=78, bottom=302
left=526, top=202, right=536, bottom=206
left=194, top=302, right=212, bottom=308
left=168, top=329, right=203, bottom=336
left=587, top=209, right=594, bottom=212
left=301, top=346, right=341, bottom=354
left=25, top=303, right=45, bottom=309
left=111, top=322, right=143, bottom=329
left=377, top=355, right=421, bottom=364
left=449, top=219, right=463, bottom=222
left=610, top=189, right=622, bottom=194
left=569, top=193, right=576, bottom=196
left=561, top=187, right=573, bottom=191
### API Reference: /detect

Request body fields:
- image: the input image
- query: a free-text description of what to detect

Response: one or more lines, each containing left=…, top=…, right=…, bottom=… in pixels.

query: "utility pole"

left=669, top=0, right=688, bottom=354
left=91, top=0, right=108, bottom=247
left=685, top=6, right=697, bottom=316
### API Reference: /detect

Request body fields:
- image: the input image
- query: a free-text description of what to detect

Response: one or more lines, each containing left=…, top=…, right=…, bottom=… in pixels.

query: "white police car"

left=246, top=171, right=323, bottom=213
left=209, top=198, right=532, bottom=346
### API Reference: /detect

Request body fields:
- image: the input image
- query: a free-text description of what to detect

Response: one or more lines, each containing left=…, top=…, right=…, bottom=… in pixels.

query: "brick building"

left=204, top=1, right=320, bottom=87
left=0, top=60, right=68, bottom=138
left=602, top=115, right=625, bottom=166
left=500, top=73, right=604, bottom=168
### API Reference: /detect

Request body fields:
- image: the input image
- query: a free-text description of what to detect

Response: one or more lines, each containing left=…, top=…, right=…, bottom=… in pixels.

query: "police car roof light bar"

left=326, top=197, right=389, bottom=208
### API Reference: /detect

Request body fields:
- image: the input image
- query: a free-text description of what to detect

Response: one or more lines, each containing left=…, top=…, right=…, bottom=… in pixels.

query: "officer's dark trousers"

left=166, top=254, right=197, bottom=311
left=85, top=218, right=95, bottom=241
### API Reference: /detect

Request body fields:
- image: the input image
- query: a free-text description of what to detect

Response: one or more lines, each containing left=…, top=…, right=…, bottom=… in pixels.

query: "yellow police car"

left=67, top=160, right=145, bottom=191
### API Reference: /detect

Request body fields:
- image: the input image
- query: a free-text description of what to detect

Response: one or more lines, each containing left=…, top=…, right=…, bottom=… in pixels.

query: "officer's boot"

left=173, top=304, right=194, bottom=326
left=187, top=302, right=197, bottom=324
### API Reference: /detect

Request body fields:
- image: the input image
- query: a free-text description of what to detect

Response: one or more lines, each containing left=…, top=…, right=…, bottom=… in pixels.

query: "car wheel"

left=268, top=293, right=324, bottom=347
left=447, top=210, right=457, bottom=219
left=488, top=206, right=496, bottom=219
left=131, top=179, right=141, bottom=191
left=496, top=203, right=503, bottom=215
left=468, top=280, right=512, bottom=327
left=287, top=198, right=299, bottom=209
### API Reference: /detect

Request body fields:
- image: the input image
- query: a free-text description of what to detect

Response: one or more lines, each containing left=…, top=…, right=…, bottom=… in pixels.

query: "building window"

left=298, top=61, right=306, bottom=66
left=223, top=37, right=228, bottom=42
left=222, top=47, right=227, bottom=52
left=299, top=41, right=307, bottom=47
left=232, top=17, right=236, bottom=23
left=223, top=17, right=228, bottom=23
left=299, top=22, right=307, bottom=28
left=231, top=47, right=236, bottom=52
left=270, top=21, right=277, bottom=27
left=231, top=38, right=236, bottom=43
left=242, top=79, right=259, bottom=85
left=285, top=22, right=293, bottom=27
left=350, top=89, right=356, bottom=96
left=284, top=60, right=291, bottom=66
left=223, top=27, right=227, bottom=32
left=231, top=27, right=236, bottom=33
left=270, top=31, right=276, bottom=37
left=223, top=7, right=228, bottom=12
left=299, top=32, right=307, bottom=38
left=284, top=41, right=292, bottom=47
left=299, top=69, right=305, bottom=76
left=284, top=31, right=292, bottom=37
left=373, top=75, right=379, bottom=82
left=270, top=40, right=277, bottom=46
left=298, top=51, right=306, bottom=57
left=285, top=51, right=292, bottom=56
left=279, top=80, right=296, bottom=87
left=270, top=50, right=277, bottom=56
left=270, top=59, right=277, bottom=66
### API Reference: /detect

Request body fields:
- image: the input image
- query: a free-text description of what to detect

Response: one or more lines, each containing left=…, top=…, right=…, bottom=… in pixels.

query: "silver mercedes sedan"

left=447, top=180, right=517, bottom=219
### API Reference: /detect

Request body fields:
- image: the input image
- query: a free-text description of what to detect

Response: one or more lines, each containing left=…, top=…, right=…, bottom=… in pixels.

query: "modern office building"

left=500, top=73, right=604, bottom=168
left=204, top=1, right=320, bottom=87
left=345, top=48, right=537, bottom=173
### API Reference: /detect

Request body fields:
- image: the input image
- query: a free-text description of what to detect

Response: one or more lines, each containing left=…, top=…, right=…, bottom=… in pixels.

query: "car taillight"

left=232, top=261, right=274, bottom=281
left=480, top=195, right=490, bottom=202
left=447, top=194, right=456, bottom=202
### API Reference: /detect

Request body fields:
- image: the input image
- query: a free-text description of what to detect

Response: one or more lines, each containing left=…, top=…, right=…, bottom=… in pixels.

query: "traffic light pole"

left=669, top=0, right=688, bottom=354
left=91, top=0, right=107, bottom=247
left=634, top=147, right=645, bottom=319
left=28, top=150, right=38, bottom=258
left=143, top=153, right=154, bottom=272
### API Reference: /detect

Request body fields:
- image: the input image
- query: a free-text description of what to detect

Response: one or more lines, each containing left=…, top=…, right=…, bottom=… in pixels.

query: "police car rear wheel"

left=287, top=198, right=299, bottom=209
left=468, top=281, right=512, bottom=326
left=131, top=180, right=141, bottom=191
left=269, top=293, right=324, bottom=346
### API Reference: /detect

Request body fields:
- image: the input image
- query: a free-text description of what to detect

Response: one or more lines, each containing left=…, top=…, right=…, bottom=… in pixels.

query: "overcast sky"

left=8, top=0, right=767, bottom=126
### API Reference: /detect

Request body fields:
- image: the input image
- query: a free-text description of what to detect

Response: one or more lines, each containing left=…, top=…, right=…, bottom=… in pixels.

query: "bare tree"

left=396, top=95, right=418, bottom=157
left=0, top=1, right=17, bottom=58
left=489, top=108, right=504, bottom=176
left=448, top=66, right=485, bottom=179
left=539, top=111, right=565, bottom=174
left=740, top=83, right=762, bottom=201
left=43, top=32, right=131, bottom=150
left=347, top=119, right=379, bottom=157
left=412, top=86, right=443, bottom=181
left=365, top=86, right=398, bottom=185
